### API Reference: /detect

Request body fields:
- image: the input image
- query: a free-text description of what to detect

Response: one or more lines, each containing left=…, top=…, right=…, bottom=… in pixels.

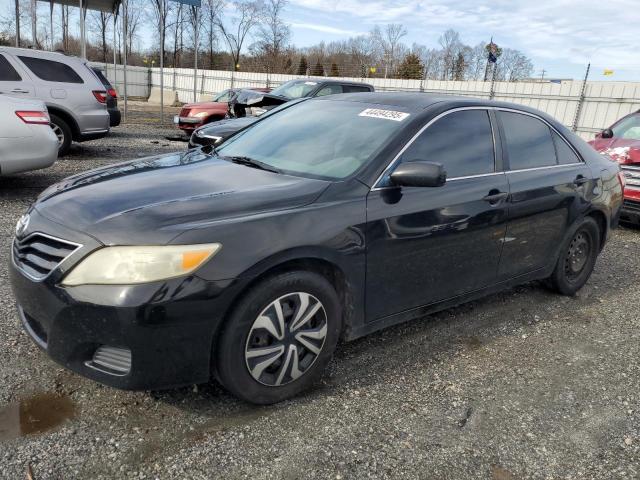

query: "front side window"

left=612, top=114, right=640, bottom=140
left=218, top=100, right=408, bottom=180
left=18, top=56, right=83, bottom=84
left=400, top=109, right=495, bottom=179
left=499, top=111, right=556, bottom=170
left=0, top=54, right=21, bottom=81
left=269, top=80, right=319, bottom=99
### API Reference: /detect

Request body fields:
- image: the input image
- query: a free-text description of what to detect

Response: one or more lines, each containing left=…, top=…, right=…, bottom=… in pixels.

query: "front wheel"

left=215, top=271, right=342, bottom=404
left=548, top=217, right=600, bottom=296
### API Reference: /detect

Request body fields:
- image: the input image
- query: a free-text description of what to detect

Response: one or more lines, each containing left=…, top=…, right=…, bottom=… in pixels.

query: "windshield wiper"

left=225, top=156, right=282, bottom=174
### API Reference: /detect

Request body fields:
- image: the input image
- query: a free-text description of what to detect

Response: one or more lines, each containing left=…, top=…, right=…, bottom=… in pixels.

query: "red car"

left=589, top=110, right=640, bottom=226
left=174, top=87, right=271, bottom=135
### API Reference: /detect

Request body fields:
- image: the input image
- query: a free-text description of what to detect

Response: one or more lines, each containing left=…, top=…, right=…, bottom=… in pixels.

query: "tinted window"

left=401, top=110, right=495, bottom=178
left=343, top=85, right=372, bottom=93
left=18, top=56, right=83, bottom=83
left=0, top=54, right=21, bottom=81
left=552, top=131, right=581, bottom=165
left=315, top=84, right=343, bottom=96
left=92, top=68, right=112, bottom=88
left=500, top=111, right=556, bottom=170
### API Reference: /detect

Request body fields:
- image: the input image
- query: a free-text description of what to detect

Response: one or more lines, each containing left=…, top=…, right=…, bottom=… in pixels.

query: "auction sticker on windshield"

left=359, top=108, right=410, bottom=122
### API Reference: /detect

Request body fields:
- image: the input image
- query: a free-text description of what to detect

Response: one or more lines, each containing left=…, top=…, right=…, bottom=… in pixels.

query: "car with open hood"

left=10, top=93, right=623, bottom=404
left=589, top=110, right=640, bottom=225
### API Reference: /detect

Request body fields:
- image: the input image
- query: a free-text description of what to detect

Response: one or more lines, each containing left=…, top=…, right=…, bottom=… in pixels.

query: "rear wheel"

left=215, top=271, right=342, bottom=404
left=548, top=217, right=600, bottom=295
left=49, top=114, right=72, bottom=156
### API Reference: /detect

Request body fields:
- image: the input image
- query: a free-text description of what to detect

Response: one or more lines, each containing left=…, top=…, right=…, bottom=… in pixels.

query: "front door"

left=365, top=109, right=509, bottom=320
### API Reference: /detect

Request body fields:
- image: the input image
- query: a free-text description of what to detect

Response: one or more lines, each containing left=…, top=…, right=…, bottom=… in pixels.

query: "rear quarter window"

left=18, top=56, right=84, bottom=84
left=552, top=130, right=581, bottom=165
left=0, top=54, right=21, bottom=81
left=499, top=111, right=556, bottom=170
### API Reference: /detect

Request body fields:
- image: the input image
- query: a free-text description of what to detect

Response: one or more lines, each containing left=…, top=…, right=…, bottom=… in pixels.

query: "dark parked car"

left=91, top=67, right=121, bottom=128
left=10, top=93, right=623, bottom=404
left=188, top=99, right=307, bottom=149
left=228, top=78, right=375, bottom=117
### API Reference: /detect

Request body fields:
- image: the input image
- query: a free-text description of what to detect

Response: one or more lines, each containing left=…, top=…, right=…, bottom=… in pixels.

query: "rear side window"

left=18, top=56, right=83, bottom=84
left=92, top=68, right=112, bottom=88
left=0, top=54, right=21, bottom=81
left=343, top=85, right=372, bottom=93
left=500, top=111, right=556, bottom=170
left=552, top=131, right=581, bottom=165
left=401, top=109, right=495, bottom=179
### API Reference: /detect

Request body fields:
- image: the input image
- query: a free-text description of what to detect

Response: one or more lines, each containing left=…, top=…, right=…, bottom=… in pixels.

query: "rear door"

left=365, top=108, right=510, bottom=320
left=0, top=53, right=35, bottom=97
left=496, top=110, right=592, bottom=280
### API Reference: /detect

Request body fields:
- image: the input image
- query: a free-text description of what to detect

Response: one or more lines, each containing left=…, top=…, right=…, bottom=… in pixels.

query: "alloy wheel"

left=50, top=123, right=64, bottom=147
left=245, top=292, right=328, bottom=387
left=564, top=231, right=591, bottom=281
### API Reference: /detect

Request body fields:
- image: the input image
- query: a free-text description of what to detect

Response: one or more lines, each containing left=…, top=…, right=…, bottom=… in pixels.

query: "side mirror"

left=601, top=128, right=614, bottom=139
left=390, top=161, right=447, bottom=188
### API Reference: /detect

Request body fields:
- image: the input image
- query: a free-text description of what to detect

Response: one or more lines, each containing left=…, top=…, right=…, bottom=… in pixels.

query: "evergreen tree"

left=453, top=52, right=466, bottom=81
left=296, top=56, right=308, bottom=75
left=311, top=60, right=325, bottom=76
left=398, top=53, right=424, bottom=80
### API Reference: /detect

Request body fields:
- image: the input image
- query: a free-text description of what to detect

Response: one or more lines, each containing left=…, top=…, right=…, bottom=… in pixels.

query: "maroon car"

left=589, top=110, right=640, bottom=225
left=174, top=87, right=271, bottom=135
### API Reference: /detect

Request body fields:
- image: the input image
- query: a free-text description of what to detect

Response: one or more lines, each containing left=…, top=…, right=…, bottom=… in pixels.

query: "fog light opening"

left=85, top=346, right=132, bottom=376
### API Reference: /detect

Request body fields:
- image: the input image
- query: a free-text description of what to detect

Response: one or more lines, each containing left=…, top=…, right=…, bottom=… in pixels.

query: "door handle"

left=483, top=191, right=509, bottom=205
left=10, top=88, right=30, bottom=94
left=573, top=175, right=589, bottom=186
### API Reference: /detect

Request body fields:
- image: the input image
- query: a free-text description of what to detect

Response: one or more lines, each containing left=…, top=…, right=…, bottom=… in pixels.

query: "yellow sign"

left=369, top=66, right=377, bottom=74
left=603, top=69, right=614, bottom=76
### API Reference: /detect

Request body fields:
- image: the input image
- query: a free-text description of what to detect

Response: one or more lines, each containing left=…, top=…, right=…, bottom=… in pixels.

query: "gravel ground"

left=0, top=104, right=638, bottom=479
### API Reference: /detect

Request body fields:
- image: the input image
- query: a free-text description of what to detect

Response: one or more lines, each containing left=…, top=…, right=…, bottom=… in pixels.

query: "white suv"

left=0, top=47, right=110, bottom=156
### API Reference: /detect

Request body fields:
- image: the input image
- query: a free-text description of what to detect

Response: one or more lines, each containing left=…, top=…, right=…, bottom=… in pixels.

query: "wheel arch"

left=46, top=105, right=80, bottom=140
left=585, top=208, right=608, bottom=252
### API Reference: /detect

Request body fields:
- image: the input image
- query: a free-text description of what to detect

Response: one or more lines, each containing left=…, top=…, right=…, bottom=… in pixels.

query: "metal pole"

left=123, top=0, right=128, bottom=120
left=572, top=63, right=591, bottom=133
left=160, top=0, right=165, bottom=124
left=31, top=0, right=37, bottom=47
left=193, top=7, right=198, bottom=103
left=14, top=0, right=20, bottom=47
left=79, top=0, right=86, bottom=59
left=113, top=11, right=117, bottom=89
left=49, top=1, right=54, bottom=50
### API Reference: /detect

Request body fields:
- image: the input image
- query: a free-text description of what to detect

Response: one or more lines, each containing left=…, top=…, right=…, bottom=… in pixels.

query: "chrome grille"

left=13, top=233, right=80, bottom=280
left=623, top=199, right=640, bottom=214
left=87, top=346, right=132, bottom=375
left=622, top=165, right=640, bottom=190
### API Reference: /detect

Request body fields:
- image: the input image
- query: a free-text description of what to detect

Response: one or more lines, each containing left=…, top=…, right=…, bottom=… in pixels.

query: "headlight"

left=61, top=243, right=221, bottom=286
left=192, top=111, right=209, bottom=118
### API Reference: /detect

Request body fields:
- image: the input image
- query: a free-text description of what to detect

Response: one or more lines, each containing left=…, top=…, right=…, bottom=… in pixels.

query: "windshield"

left=217, top=100, right=409, bottom=180
left=214, top=89, right=232, bottom=103
left=269, top=80, right=318, bottom=99
left=612, top=114, right=640, bottom=140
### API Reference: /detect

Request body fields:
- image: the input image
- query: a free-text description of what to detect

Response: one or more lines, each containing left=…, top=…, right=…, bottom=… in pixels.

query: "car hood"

left=34, top=149, right=330, bottom=245
left=196, top=116, right=258, bottom=137
left=183, top=101, right=226, bottom=111
left=589, top=137, right=640, bottom=164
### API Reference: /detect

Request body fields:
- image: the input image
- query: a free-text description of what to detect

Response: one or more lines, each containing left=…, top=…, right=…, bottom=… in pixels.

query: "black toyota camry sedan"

left=10, top=93, right=623, bottom=404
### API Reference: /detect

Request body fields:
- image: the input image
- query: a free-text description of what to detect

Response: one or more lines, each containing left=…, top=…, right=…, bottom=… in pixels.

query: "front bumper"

left=9, top=214, right=249, bottom=390
left=620, top=195, right=640, bottom=225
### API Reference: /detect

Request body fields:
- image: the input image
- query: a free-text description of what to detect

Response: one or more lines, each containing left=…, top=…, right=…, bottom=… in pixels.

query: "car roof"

left=314, top=91, right=562, bottom=118
left=291, top=78, right=373, bottom=88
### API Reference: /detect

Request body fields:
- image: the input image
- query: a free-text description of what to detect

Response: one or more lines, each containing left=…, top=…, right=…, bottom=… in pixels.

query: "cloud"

left=290, top=23, right=366, bottom=36
left=288, top=0, right=640, bottom=75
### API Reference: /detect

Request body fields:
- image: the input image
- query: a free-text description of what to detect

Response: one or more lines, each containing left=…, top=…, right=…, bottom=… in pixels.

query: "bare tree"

left=201, top=0, right=224, bottom=68
left=371, top=23, right=407, bottom=77
left=253, top=0, right=290, bottom=70
left=496, top=48, right=533, bottom=81
left=215, top=0, right=263, bottom=71
left=90, top=11, right=111, bottom=62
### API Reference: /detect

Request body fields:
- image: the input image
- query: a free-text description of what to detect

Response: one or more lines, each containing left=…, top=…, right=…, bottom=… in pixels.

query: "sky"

left=2, top=0, right=639, bottom=81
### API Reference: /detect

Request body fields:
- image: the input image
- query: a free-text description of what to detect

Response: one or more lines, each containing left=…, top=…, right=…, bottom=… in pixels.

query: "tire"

left=548, top=217, right=600, bottom=296
left=49, top=114, right=72, bottom=156
left=215, top=271, right=342, bottom=404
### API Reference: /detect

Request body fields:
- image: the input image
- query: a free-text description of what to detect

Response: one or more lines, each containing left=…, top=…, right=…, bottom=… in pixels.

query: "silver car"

left=0, top=94, right=58, bottom=175
left=0, top=47, right=110, bottom=156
